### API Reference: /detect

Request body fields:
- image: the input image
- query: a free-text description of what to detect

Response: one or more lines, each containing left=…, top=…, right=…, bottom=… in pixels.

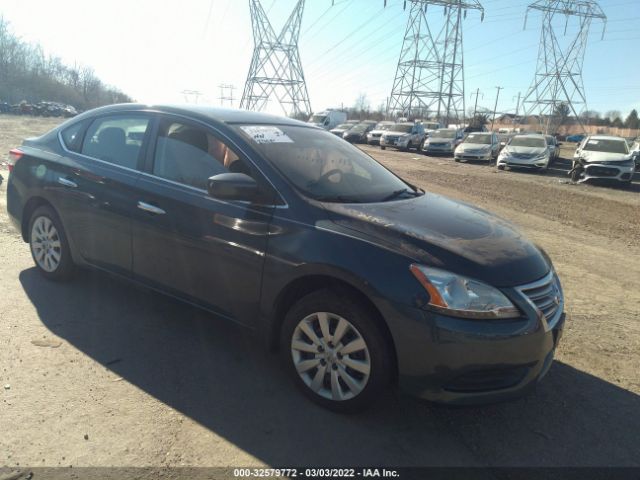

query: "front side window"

left=236, top=125, right=417, bottom=203
left=81, top=115, right=150, bottom=169
left=152, top=120, right=253, bottom=190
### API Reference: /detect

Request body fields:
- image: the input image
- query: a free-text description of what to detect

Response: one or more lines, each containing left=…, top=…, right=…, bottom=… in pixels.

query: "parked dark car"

left=342, top=122, right=375, bottom=143
left=6, top=104, right=565, bottom=412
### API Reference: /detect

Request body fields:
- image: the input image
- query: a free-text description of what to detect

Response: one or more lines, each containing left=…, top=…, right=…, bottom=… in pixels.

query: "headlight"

left=410, top=265, right=520, bottom=319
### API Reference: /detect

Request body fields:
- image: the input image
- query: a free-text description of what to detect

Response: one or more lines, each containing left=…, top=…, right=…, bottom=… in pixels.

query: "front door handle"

left=137, top=201, right=166, bottom=215
left=58, top=177, right=78, bottom=188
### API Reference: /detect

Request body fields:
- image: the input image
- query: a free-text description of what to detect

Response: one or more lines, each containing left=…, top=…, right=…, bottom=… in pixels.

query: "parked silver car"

left=380, top=123, right=426, bottom=151
left=497, top=134, right=551, bottom=172
left=367, top=121, right=396, bottom=145
left=422, top=129, right=464, bottom=155
left=454, top=132, right=500, bottom=162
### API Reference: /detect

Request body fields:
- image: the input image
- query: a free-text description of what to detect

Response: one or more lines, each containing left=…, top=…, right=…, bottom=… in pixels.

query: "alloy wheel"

left=291, top=312, right=371, bottom=401
left=31, top=216, right=62, bottom=272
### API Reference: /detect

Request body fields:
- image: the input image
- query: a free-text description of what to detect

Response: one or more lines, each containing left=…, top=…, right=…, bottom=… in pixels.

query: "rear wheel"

left=28, top=206, right=75, bottom=281
left=281, top=289, right=392, bottom=413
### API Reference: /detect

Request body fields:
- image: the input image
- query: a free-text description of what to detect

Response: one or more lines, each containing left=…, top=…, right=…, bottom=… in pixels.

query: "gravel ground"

left=0, top=117, right=639, bottom=470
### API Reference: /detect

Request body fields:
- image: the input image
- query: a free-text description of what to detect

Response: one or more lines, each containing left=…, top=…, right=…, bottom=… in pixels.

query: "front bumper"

left=384, top=272, right=565, bottom=404
left=367, top=135, right=382, bottom=145
left=497, top=157, right=548, bottom=169
left=380, top=137, right=410, bottom=149
left=581, top=163, right=635, bottom=182
left=455, top=150, right=492, bottom=161
left=423, top=144, right=454, bottom=154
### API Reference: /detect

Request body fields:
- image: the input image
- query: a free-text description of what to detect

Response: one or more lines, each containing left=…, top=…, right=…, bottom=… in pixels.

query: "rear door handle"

left=137, top=201, right=166, bottom=215
left=58, top=177, right=78, bottom=188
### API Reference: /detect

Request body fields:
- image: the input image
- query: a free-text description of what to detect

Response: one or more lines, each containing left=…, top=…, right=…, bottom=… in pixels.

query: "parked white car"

left=380, top=123, right=426, bottom=151
left=571, top=135, right=635, bottom=184
left=366, top=121, right=395, bottom=145
left=422, top=129, right=464, bottom=155
left=454, top=132, right=500, bottom=162
left=497, top=134, right=551, bottom=172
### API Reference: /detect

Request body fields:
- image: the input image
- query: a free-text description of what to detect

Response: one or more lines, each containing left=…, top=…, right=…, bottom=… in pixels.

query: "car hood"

left=322, top=193, right=549, bottom=287
left=579, top=150, right=631, bottom=163
left=503, top=146, right=546, bottom=155
left=369, top=129, right=387, bottom=135
left=428, top=137, right=455, bottom=142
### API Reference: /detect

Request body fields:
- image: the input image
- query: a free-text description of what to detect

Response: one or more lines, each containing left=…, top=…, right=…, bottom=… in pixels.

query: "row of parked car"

left=0, top=101, right=78, bottom=117
left=330, top=119, right=638, bottom=186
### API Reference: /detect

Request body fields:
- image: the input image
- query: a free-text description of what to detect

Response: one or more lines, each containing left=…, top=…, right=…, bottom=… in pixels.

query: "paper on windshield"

left=588, top=140, right=599, bottom=145
left=240, top=126, right=294, bottom=144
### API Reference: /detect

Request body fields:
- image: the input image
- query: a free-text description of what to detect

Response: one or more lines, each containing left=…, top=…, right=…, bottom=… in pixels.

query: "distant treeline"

left=0, top=17, right=132, bottom=111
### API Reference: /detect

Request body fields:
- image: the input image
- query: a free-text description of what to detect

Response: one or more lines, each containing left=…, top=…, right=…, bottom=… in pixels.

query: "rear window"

left=60, top=122, right=85, bottom=152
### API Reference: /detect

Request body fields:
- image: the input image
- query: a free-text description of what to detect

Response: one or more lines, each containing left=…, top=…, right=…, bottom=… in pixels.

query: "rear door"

left=55, top=112, right=153, bottom=275
left=130, top=115, right=276, bottom=325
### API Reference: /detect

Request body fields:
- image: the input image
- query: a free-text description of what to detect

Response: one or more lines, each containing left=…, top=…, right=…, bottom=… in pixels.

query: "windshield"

left=509, top=137, right=546, bottom=148
left=583, top=139, right=629, bottom=154
left=425, top=123, right=440, bottom=130
left=391, top=124, right=413, bottom=133
left=433, top=130, right=456, bottom=139
left=375, top=123, right=394, bottom=130
left=310, top=115, right=326, bottom=123
left=350, top=124, right=368, bottom=133
left=463, top=133, right=491, bottom=144
left=236, top=125, right=417, bottom=203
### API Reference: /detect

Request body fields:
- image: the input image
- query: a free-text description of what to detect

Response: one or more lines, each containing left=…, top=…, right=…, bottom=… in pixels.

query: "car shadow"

left=19, top=268, right=640, bottom=467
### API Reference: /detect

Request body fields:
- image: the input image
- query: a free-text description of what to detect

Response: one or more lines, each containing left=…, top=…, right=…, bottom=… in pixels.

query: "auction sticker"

left=240, top=126, right=294, bottom=144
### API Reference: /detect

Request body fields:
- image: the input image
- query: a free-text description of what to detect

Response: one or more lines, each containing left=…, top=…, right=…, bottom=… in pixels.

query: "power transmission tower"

left=218, top=84, right=236, bottom=107
left=181, top=90, right=203, bottom=104
left=521, top=0, right=606, bottom=134
left=240, top=0, right=312, bottom=118
left=384, top=0, right=484, bottom=125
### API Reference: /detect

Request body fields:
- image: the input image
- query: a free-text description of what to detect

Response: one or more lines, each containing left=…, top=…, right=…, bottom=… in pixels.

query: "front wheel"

left=28, top=205, right=75, bottom=281
left=281, top=289, right=392, bottom=413
left=380, top=146, right=386, bottom=150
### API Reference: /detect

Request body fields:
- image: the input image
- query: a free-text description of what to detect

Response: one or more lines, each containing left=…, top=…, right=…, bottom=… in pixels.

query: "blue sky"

left=1, top=0, right=638, bottom=118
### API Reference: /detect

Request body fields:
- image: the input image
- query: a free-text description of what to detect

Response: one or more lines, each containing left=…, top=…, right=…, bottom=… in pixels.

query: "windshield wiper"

left=380, top=188, right=421, bottom=202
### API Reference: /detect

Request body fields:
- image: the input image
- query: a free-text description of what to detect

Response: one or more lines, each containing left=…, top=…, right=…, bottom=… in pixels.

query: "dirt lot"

left=0, top=116, right=639, bottom=470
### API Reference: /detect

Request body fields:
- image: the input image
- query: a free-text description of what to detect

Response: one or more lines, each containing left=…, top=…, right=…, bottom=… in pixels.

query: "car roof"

left=586, top=135, right=626, bottom=141
left=512, top=133, right=546, bottom=138
left=70, top=103, right=308, bottom=127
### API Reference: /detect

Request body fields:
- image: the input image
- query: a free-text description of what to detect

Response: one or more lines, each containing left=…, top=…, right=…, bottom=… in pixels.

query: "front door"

left=130, top=115, right=275, bottom=325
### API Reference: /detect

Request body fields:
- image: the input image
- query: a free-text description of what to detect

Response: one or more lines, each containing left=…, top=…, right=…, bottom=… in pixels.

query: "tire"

left=570, top=165, right=583, bottom=182
left=281, top=289, right=392, bottom=413
left=403, top=142, right=412, bottom=152
left=380, top=146, right=386, bottom=150
left=28, top=205, right=75, bottom=281
left=497, top=164, right=505, bottom=170
left=454, top=158, right=460, bottom=163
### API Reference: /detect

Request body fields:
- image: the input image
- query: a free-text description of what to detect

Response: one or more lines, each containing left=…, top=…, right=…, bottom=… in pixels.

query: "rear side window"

left=81, top=115, right=150, bottom=169
left=60, top=122, right=85, bottom=152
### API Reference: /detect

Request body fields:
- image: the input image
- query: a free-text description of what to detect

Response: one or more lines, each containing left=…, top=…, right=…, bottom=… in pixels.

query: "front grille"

left=372, top=133, right=382, bottom=138
left=384, top=136, right=399, bottom=142
left=518, top=272, right=563, bottom=328
left=586, top=165, right=618, bottom=177
left=513, top=153, right=537, bottom=159
left=429, top=143, right=447, bottom=147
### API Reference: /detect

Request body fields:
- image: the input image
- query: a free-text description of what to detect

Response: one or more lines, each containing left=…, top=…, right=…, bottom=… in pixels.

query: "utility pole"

left=522, top=0, right=606, bottom=134
left=470, top=88, right=483, bottom=120
left=384, top=0, right=484, bottom=124
left=491, top=86, right=503, bottom=131
left=241, top=0, right=319, bottom=117
left=218, top=84, right=236, bottom=107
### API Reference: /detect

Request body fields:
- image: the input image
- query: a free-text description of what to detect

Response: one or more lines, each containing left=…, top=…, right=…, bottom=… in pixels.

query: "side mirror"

left=207, top=173, right=258, bottom=202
